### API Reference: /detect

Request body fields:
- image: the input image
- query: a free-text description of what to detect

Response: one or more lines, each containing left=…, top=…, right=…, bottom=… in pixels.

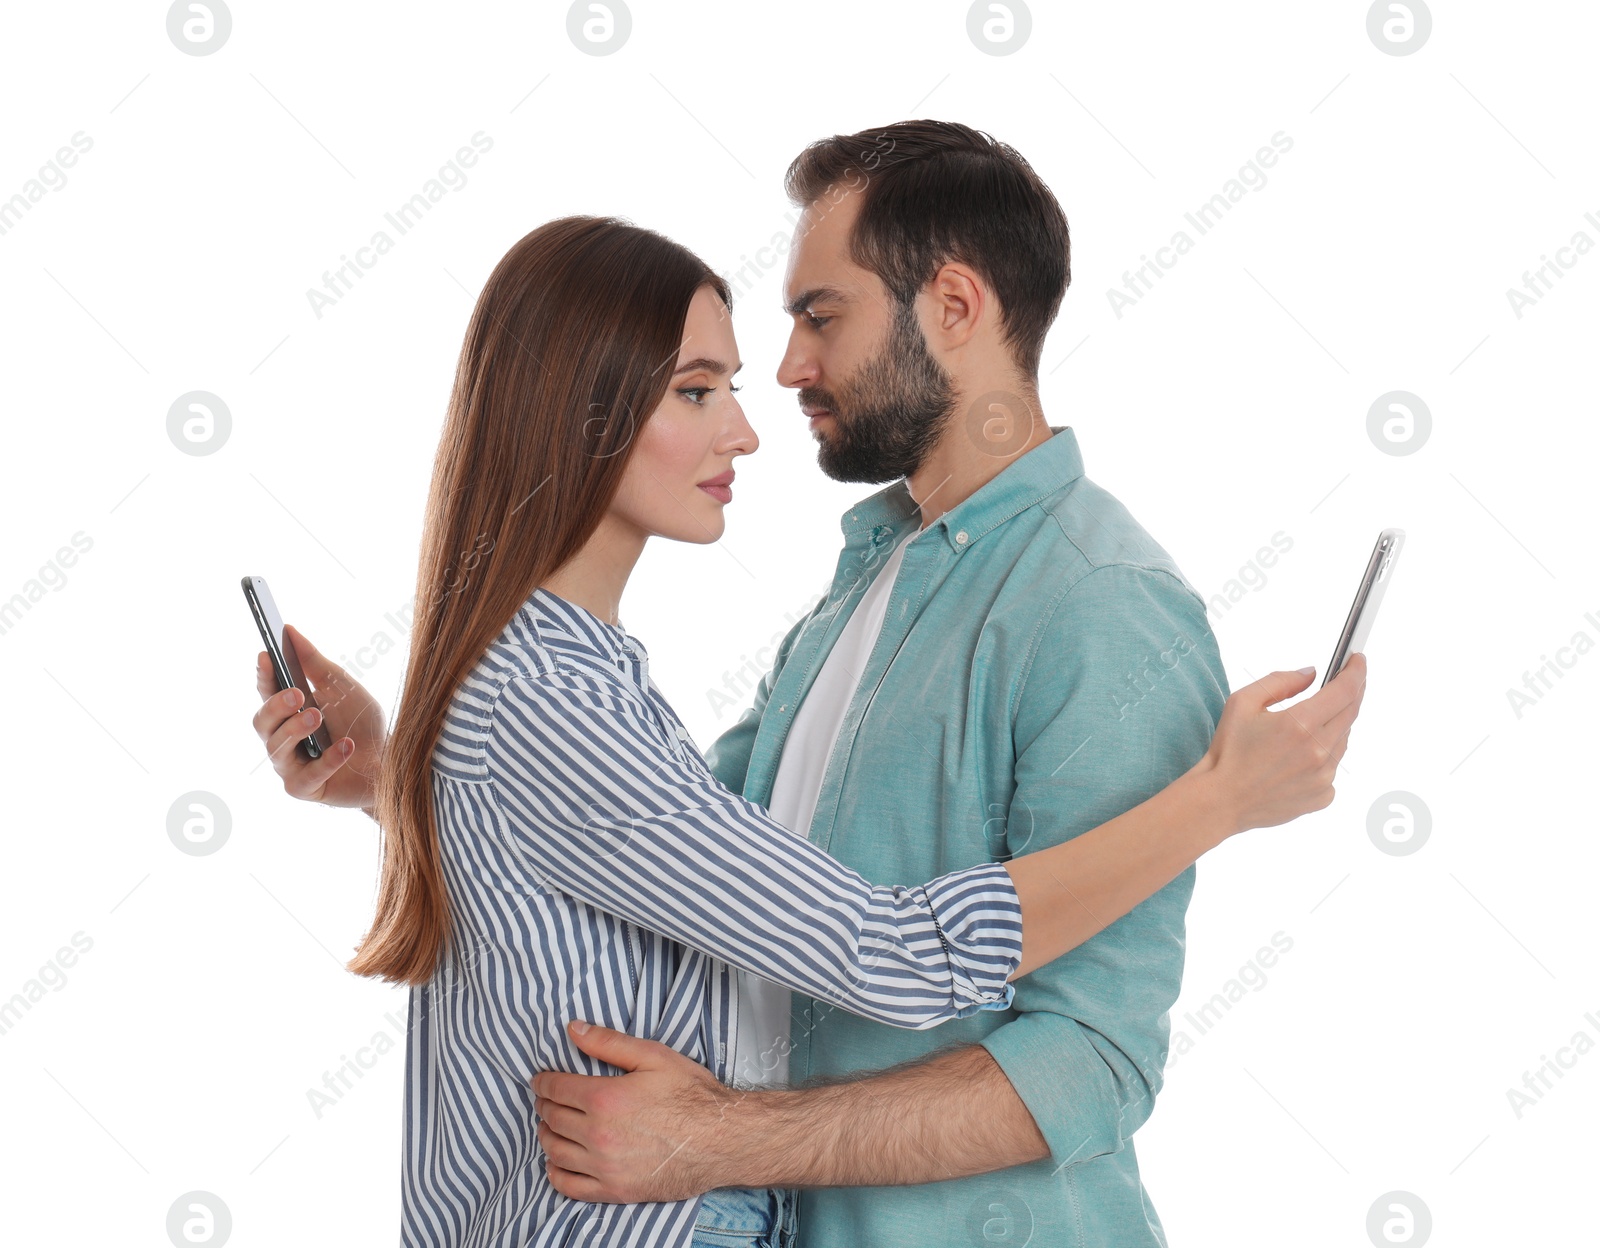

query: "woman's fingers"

left=252, top=683, right=303, bottom=744
left=1242, top=666, right=1319, bottom=712
left=253, top=670, right=344, bottom=793
left=1321, top=723, right=1353, bottom=770
left=285, top=742, right=353, bottom=800
left=1323, top=689, right=1364, bottom=745
left=1301, top=653, right=1367, bottom=729
left=1212, top=651, right=1371, bottom=831
left=264, top=703, right=320, bottom=766
left=264, top=707, right=351, bottom=797
left=252, top=634, right=383, bottom=811
left=1303, top=672, right=1366, bottom=762
left=285, top=624, right=353, bottom=702
left=255, top=650, right=277, bottom=703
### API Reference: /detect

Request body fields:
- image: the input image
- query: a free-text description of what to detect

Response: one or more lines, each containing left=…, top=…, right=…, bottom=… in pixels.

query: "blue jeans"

left=690, top=1185, right=798, bottom=1248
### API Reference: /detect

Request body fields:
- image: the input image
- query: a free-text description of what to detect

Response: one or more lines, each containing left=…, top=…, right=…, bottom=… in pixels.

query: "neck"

left=539, top=514, right=647, bottom=628
left=906, top=383, right=1053, bottom=531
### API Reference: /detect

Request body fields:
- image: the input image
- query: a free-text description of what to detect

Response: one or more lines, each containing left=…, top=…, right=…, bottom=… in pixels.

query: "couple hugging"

left=250, top=118, right=1366, bottom=1247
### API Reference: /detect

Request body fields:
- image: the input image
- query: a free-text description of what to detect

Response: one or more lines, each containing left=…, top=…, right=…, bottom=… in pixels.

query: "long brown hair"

left=348, top=216, right=732, bottom=986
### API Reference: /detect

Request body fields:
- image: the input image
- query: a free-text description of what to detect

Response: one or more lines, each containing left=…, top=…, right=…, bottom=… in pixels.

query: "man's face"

left=777, top=190, right=958, bottom=484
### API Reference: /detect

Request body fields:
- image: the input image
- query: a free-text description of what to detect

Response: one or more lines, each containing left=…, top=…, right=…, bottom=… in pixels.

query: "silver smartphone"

left=242, top=575, right=335, bottom=761
left=1322, top=528, right=1404, bottom=687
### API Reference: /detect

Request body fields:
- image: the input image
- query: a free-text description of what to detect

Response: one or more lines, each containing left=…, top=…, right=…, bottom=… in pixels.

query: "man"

left=531, top=120, right=1230, bottom=1247
left=261, top=121, right=1231, bottom=1246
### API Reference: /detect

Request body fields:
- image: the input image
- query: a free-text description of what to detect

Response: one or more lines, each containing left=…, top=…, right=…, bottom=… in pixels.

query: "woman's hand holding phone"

left=1190, top=651, right=1368, bottom=836
left=252, top=623, right=385, bottom=817
left=1001, top=655, right=1370, bottom=980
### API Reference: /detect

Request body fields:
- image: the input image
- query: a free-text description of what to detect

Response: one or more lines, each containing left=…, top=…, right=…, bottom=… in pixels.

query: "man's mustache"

left=798, top=389, right=842, bottom=416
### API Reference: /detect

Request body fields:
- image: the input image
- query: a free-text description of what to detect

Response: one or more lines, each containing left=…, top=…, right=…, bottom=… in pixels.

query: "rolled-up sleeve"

left=484, top=666, right=1021, bottom=1030
left=978, top=562, right=1229, bottom=1167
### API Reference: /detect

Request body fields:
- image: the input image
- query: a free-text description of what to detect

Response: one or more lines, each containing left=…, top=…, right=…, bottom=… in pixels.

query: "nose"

left=776, top=326, right=817, bottom=391
left=723, top=392, right=759, bottom=457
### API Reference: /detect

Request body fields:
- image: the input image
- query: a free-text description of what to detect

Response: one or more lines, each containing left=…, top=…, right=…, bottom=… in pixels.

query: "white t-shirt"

left=729, top=525, right=923, bottom=1088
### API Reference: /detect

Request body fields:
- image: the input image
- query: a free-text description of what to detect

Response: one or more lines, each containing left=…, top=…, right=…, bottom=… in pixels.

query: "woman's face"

left=610, top=284, right=758, bottom=544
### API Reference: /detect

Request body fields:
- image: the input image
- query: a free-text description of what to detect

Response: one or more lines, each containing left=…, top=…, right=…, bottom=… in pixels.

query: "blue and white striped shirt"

left=398, top=586, right=1023, bottom=1247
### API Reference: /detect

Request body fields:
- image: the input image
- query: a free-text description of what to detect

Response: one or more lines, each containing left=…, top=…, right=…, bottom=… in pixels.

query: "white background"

left=0, top=1, right=1594, bottom=1244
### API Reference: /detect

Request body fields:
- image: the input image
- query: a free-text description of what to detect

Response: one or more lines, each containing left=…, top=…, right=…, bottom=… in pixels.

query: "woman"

left=251, top=216, right=1364, bottom=1248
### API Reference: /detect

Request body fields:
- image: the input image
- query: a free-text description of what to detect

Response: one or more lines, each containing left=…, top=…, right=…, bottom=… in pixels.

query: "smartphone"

left=1322, top=528, right=1405, bottom=688
left=242, top=575, right=335, bottom=761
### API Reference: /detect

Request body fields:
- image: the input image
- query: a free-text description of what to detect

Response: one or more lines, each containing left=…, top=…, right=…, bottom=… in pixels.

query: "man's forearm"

left=708, top=1043, right=1048, bottom=1190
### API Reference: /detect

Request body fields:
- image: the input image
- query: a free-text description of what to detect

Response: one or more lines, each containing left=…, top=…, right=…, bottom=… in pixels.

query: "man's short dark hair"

left=784, top=119, right=1070, bottom=379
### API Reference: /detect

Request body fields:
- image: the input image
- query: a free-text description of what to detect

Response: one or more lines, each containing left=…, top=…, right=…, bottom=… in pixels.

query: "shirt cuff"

left=916, top=860, right=1022, bottom=1016
left=978, top=1010, right=1127, bottom=1168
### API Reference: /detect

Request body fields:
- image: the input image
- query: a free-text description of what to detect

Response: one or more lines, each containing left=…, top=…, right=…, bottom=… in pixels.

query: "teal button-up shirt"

left=703, top=425, right=1230, bottom=1248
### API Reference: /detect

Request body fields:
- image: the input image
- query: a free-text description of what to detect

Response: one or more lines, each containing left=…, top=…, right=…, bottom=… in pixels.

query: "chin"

left=687, top=513, right=727, bottom=544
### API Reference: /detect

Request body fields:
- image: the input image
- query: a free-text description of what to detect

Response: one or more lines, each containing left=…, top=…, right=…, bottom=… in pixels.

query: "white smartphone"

left=1322, top=528, right=1404, bottom=688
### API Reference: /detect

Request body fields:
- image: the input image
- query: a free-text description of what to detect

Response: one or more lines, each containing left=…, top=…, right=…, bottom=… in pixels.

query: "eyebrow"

left=784, top=286, right=850, bottom=317
left=672, top=357, right=743, bottom=377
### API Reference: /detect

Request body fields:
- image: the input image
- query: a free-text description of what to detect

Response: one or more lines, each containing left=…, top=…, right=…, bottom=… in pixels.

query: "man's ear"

left=924, top=262, right=987, bottom=350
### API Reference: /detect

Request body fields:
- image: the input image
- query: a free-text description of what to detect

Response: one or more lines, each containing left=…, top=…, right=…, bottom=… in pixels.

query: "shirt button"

left=955, top=530, right=969, bottom=545
left=675, top=726, right=687, bottom=740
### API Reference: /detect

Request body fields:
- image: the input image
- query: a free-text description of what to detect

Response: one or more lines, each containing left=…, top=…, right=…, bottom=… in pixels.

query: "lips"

left=696, top=469, right=734, bottom=504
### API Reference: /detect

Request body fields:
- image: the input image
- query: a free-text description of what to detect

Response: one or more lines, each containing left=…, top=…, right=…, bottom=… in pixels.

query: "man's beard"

left=800, top=299, right=959, bottom=484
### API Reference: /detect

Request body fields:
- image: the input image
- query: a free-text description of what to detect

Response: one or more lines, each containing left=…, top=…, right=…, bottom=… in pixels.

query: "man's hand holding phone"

left=252, top=623, right=385, bottom=819
left=247, top=527, right=1399, bottom=830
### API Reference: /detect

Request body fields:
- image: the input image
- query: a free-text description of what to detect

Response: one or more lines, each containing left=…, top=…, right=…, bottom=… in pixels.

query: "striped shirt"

left=398, top=586, right=1024, bottom=1248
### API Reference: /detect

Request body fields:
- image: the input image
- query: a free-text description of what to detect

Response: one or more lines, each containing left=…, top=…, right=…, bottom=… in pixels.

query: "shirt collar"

left=509, top=427, right=1084, bottom=658
left=837, top=424, right=1085, bottom=554
left=516, top=586, right=647, bottom=670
